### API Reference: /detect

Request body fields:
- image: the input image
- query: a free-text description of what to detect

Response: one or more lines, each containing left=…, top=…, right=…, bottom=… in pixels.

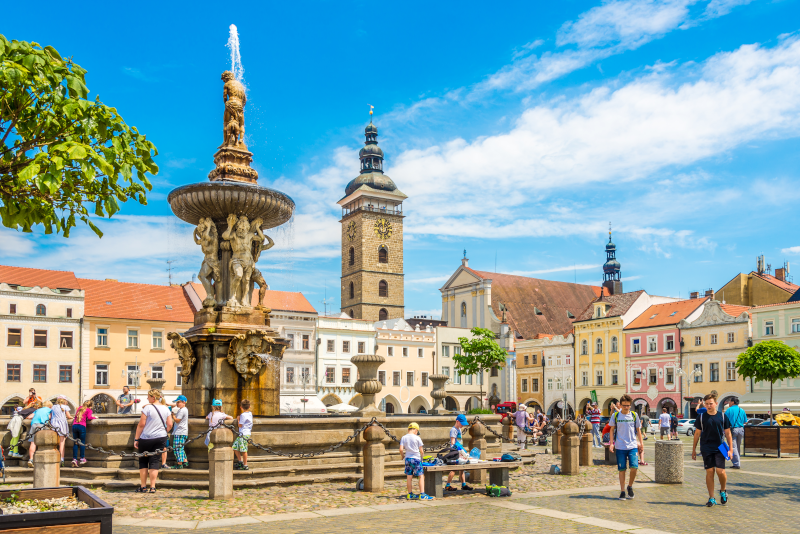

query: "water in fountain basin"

left=227, top=24, right=245, bottom=85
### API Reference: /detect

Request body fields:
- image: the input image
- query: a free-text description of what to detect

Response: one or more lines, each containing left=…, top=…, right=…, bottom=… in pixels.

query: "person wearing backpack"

left=608, top=394, right=643, bottom=500
left=670, top=412, right=680, bottom=440
left=691, top=392, right=733, bottom=507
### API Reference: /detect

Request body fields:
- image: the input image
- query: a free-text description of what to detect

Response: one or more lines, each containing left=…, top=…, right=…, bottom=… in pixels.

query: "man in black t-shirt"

left=692, top=393, right=733, bottom=507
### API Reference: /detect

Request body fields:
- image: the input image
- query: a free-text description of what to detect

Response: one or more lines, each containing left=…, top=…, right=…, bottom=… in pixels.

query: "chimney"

left=775, top=267, right=786, bottom=282
left=461, top=257, right=469, bottom=267
left=704, top=289, right=714, bottom=299
left=690, top=291, right=699, bottom=299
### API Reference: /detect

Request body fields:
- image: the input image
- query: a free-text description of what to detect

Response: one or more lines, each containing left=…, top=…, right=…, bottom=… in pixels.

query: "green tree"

left=736, top=340, right=800, bottom=423
left=454, top=327, right=507, bottom=410
left=1, top=35, right=157, bottom=237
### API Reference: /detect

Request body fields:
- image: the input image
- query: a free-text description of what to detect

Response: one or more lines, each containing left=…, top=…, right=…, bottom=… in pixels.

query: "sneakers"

left=731, top=466, right=741, bottom=469
left=618, top=491, right=627, bottom=500
left=71, top=459, right=79, bottom=468
left=444, top=485, right=458, bottom=492
left=79, top=459, right=87, bottom=466
left=719, top=490, right=728, bottom=505
left=406, top=493, right=417, bottom=500
left=461, top=484, right=474, bottom=491
left=706, top=497, right=717, bottom=507
left=182, top=462, right=190, bottom=469
left=27, top=460, right=34, bottom=468
left=419, top=493, right=434, bottom=500
left=627, top=486, right=634, bottom=499
left=171, top=464, right=184, bottom=469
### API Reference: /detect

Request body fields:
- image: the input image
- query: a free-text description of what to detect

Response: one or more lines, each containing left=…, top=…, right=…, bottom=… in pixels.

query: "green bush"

left=467, top=408, right=493, bottom=415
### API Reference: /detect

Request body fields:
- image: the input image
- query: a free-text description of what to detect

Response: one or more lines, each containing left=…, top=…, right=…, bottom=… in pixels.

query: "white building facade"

left=434, top=326, right=483, bottom=412
left=375, top=318, right=436, bottom=414
left=316, top=314, right=376, bottom=406
left=540, top=334, right=576, bottom=418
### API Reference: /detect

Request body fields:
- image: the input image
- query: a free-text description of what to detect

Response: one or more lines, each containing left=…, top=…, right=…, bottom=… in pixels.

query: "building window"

left=301, top=367, right=310, bottom=383
left=792, top=318, right=800, bottom=334
left=666, top=368, right=674, bottom=385
left=595, top=338, right=603, bottom=354
left=97, top=328, right=108, bottom=347
left=454, top=372, right=461, bottom=385
left=177, top=366, right=183, bottom=387
left=461, top=302, right=467, bottom=317
left=710, top=334, right=718, bottom=345
left=422, top=372, right=428, bottom=386
left=491, top=366, right=498, bottom=377
left=523, top=355, right=528, bottom=365
left=302, top=335, right=310, bottom=350
left=648, top=368, right=657, bottom=385
left=9, top=303, right=16, bottom=314
left=611, top=369, right=619, bottom=385
left=666, top=335, right=674, bottom=351
left=465, top=374, right=472, bottom=385
left=7, top=363, right=21, bottom=382
left=454, top=346, right=461, bottom=356
left=565, top=355, right=571, bottom=365
left=611, top=336, right=618, bottom=352
left=378, top=280, right=388, bottom=297
left=694, top=336, right=702, bottom=346
left=388, top=346, right=394, bottom=357
left=327, top=339, right=335, bottom=352
left=710, top=362, right=719, bottom=382
left=358, top=341, right=366, bottom=354
left=325, top=367, right=335, bottom=384
left=127, top=329, right=139, bottom=348
left=726, top=362, right=737, bottom=381
left=348, top=247, right=355, bottom=266
left=548, top=356, right=553, bottom=366
left=95, top=364, right=108, bottom=386
left=532, top=378, right=539, bottom=392
left=532, top=354, right=537, bottom=364
left=443, top=346, right=450, bottom=358
left=765, top=321, right=774, bottom=336
left=287, top=334, right=295, bottom=349
left=33, top=364, right=47, bottom=382
left=633, top=369, right=641, bottom=385
left=342, top=368, right=351, bottom=384
left=343, top=341, right=350, bottom=353
left=349, top=282, right=354, bottom=299
left=378, top=370, right=386, bottom=385
left=7, top=328, right=22, bottom=347
left=441, top=366, right=450, bottom=378
left=694, top=364, right=703, bottom=382
left=547, top=378, right=553, bottom=390
left=556, top=378, right=562, bottom=389
left=66, top=307, right=73, bottom=318
left=402, top=347, right=408, bottom=357
left=349, top=309, right=354, bottom=318
left=35, top=304, right=46, bottom=316
left=379, top=308, right=388, bottom=321
left=418, top=348, right=423, bottom=358
left=522, top=379, right=528, bottom=392
left=647, top=337, right=657, bottom=352
left=57, top=331, right=73, bottom=349
left=152, top=331, right=163, bottom=349
left=632, top=338, right=640, bottom=354
left=393, top=371, right=401, bottom=386
left=150, top=365, right=163, bottom=380
left=596, top=370, right=603, bottom=386
left=57, top=365, right=72, bottom=383
left=378, top=246, right=388, bottom=263
left=581, top=340, right=588, bottom=355
left=127, top=365, right=139, bottom=387
left=34, top=329, right=47, bottom=348
left=581, top=371, right=588, bottom=387
left=727, top=332, right=735, bottom=343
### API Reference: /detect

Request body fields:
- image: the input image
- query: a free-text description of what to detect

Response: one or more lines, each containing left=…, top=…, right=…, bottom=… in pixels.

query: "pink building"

left=624, top=298, right=708, bottom=417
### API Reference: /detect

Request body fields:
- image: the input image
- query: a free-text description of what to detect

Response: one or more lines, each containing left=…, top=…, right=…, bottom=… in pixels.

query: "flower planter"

left=743, top=425, right=800, bottom=458
left=0, top=486, right=113, bottom=534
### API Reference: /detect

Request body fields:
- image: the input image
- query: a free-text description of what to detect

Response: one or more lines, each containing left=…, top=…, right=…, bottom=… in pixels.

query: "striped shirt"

left=587, top=408, right=601, bottom=424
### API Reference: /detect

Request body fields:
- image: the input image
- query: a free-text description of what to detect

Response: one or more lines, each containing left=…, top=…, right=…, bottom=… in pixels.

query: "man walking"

left=692, top=392, right=733, bottom=507
left=587, top=402, right=602, bottom=448
left=609, top=395, right=643, bottom=500
left=658, top=408, right=670, bottom=440
left=723, top=398, right=747, bottom=469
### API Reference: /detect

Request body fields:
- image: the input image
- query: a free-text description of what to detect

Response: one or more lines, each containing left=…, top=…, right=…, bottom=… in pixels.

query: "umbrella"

left=327, top=403, right=359, bottom=413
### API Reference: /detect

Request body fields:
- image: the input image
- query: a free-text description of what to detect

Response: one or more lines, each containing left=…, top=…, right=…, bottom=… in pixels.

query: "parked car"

left=757, top=420, right=779, bottom=426
left=676, top=419, right=696, bottom=436
left=745, top=418, right=765, bottom=426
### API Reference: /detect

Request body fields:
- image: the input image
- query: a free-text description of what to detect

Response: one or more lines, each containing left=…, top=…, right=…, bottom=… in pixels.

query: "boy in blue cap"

left=445, top=414, right=474, bottom=491
left=170, top=395, right=189, bottom=469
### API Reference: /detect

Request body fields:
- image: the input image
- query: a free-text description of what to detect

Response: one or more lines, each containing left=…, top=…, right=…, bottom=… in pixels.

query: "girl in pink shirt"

left=71, top=400, right=97, bottom=466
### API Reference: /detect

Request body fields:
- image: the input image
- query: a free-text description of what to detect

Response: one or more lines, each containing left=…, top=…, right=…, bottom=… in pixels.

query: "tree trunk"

left=479, top=369, right=484, bottom=411
left=770, top=380, right=774, bottom=424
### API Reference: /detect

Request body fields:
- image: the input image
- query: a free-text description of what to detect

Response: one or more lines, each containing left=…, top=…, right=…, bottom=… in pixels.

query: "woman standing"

left=133, top=389, right=173, bottom=493
left=50, top=397, right=71, bottom=466
left=71, top=400, right=97, bottom=467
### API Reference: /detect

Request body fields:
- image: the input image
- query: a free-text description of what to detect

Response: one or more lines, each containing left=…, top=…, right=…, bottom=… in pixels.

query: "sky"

left=2, top=0, right=800, bottom=318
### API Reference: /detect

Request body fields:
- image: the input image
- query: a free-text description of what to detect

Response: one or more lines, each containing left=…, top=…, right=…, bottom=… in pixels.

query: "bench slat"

left=423, top=460, right=523, bottom=472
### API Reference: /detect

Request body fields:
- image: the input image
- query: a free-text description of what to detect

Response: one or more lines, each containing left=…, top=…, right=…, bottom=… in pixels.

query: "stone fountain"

left=167, top=70, right=293, bottom=416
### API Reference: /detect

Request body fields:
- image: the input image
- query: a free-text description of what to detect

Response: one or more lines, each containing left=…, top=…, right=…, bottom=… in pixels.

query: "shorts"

left=233, top=435, right=249, bottom=452
left=615, top=448, right=639, bottom=471
left=137, top=437, right=166, bottom=470
left=660, top=427, right=670, bottom=437
left=702, top=451, right=726, bottom=470
left=27, top=423, right=43, bottom=443
left=404, top=458, right=423, bottom=477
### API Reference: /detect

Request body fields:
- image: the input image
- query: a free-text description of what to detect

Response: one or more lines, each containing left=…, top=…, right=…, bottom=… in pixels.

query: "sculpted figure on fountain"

left=222, top=214, right=268, bottom=308
left=194, top=217, right=221, bottom=308
left=221, top=71, right=246, bottom=148
left=250, top=234, right=274, bottom=309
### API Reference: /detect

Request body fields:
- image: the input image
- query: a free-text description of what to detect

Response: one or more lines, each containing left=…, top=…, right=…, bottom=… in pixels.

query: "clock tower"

left=338, top=118, right=406, bottom=321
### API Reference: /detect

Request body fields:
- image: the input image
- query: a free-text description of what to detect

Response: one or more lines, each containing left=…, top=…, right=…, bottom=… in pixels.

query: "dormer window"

left=649, top=314, right=657, bottom=319
left=534, top=307, right=543, bottom=315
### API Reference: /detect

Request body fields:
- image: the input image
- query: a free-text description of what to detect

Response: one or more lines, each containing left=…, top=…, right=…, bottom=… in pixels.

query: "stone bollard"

left=502, top=416, right=513, bottom=442
left=654, top=440, right=684, bottom=484
left=552, top=419, right=562, bottom=455
left=33, top=429, right=60, bottom=488
left=560, top=421, right=579, bottom=476
left=579, top=421, right=593, bottom=466
left=362, top=424, right=385, bottom=492
left=208, top=427, right=234, bottom=500
left=467, top=419, right=488, bottom=485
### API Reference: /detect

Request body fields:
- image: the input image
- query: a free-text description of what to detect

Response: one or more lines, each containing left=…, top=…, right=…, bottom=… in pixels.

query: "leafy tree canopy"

left=454, top=327, right=507, bottom=377
left=736, top=340, right=800, bottom=384
left=0, top=35, right=157, bottom=237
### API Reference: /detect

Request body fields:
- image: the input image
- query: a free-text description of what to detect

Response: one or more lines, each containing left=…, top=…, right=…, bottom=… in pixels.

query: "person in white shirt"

left=659, top=408, right=671, bottom=439
left=399, top=422, right=433, bottom=500
left=170, top=395, right=190, bottom=469
left=234, top=399, right=253, bottom=470
left=133, top=389, right=174, bottom=493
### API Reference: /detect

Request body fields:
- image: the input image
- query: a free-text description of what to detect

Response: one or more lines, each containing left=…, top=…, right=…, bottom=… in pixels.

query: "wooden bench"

left=422, top=461, right=524, bottom=498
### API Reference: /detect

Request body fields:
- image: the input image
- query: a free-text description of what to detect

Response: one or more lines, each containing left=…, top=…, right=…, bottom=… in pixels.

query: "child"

left=159, top=396, right=170, bottom=469
left=445, top=414, right=473, bottom=491
left=609, top=394, right=643, bottom=501
left=50, top=397, right=71, bottom=466
left=170, top=395, right=189, bottom=469
left=205, top=399, right=233, bottom=449
left=399, top=422, right=432, bottom=500
left=233, top=399, right=253, bottom=470
left=27, top=401, right=52, bottom=468
left=692, top=392, right=733, bottom=507
left=71, top=400, right=97, bottom=467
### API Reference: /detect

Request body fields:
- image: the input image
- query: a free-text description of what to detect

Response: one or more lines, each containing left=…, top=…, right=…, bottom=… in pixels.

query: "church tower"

left=338, top=117, right=407, bottom=321
left=602, top=224, right=623, bottom=295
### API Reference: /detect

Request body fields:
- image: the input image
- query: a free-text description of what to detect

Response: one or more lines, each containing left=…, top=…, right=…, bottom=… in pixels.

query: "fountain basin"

left=167, top=180, right=295, bottom=228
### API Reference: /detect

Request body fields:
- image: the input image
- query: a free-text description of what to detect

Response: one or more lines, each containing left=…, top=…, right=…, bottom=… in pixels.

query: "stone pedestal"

left=362, top=425, right=385, bottom=492
left=33, top=429, right=60, bottom=488
left=560, top=421, right=579, bottom=476
left=429, top=374, right=449, bottom=414
left=351, top=354, right=386, bottom=417
left=655, top=440, right=683, bottom=484
left=552, top=419, right=562, bottom=455
left=467, top=420, right=488, bottom=485
left=502, top=417, right=513, bottom=442
left=208, top=427, right=234, bottom=500
left=579, top=421, right=593, bottom=466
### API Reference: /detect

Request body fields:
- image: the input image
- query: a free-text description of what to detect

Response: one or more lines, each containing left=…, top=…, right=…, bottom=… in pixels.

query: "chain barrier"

left=241, top=418, right=378, bottom=458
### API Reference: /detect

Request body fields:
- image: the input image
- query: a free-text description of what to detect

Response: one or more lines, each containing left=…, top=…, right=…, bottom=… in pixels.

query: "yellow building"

left=717, top=257, right=798, bottom=307
left=514, top=338, right=545, bottom=412
left=79, top=278, right=194, bottom=412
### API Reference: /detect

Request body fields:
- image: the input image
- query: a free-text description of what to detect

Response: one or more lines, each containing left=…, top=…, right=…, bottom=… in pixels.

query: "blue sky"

left=3, top=0, right=800, bottom=318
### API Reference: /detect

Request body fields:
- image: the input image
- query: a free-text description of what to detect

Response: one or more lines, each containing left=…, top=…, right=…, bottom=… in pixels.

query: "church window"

left=349, top=282, right=354, bottom=299
left=379, top=308, right=388, bottom=321
left=379, top=280, right=388, bottom=297
left=378, top=246, right=388, bottom=263
left=348, top=309, right=354, bottom=318
left=349, top=247, right=355, bottom=266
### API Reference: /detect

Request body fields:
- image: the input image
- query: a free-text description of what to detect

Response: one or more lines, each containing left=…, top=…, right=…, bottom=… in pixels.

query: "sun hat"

left=212, top=399, right=223, bottom=407
left=408, top=422, right=419, bottom=430
left=518, top=403, right=526, bottom=409
left=456, top=414, right=469, bottom=426
left=175, top=395, right=188, bottom=403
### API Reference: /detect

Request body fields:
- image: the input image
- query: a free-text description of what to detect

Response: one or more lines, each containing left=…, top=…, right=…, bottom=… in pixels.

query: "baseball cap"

left=456, top=414, right=469, bottom=426
left=211, top=399, right=223, bottom=407
left=174, top=395, right=188, bottom=403
left=408, top=422, right=419, bottom=430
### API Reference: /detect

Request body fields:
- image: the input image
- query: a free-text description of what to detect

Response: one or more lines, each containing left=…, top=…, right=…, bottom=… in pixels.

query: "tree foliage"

left=736, top=340, right=800, bottom=421
left=455, top=327, right=507, bottom=409
left=0, top=35, right=157, bottom=237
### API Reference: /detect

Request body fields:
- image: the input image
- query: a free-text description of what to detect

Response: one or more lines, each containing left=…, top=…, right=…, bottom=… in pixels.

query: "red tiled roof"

left=575, top=290, right=646, bottom=322
left=0, top=265, right=81, bottom=290
left=79, top=278, right=195, bottom=323
left=468, top=269, right=601, bottom=339
left=750, top=271, right=799, bottom=294
left=719, top=303, right=751, bottom=317
left=626, top=297, right=708, bottom=330
left=190, top=283, right=317, bottom=314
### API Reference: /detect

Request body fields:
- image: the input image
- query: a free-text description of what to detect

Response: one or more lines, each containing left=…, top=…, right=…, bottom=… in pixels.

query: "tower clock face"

left=346, top=221, right=357, bottom=241
left=374, top=218, right=392, bottom=240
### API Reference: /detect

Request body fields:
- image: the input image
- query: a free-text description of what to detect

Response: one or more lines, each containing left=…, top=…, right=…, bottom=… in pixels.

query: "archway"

left=633, top=399, right=650, bottom=418
left=90, top=394, right=117, bottom=414
left=348, top=394, right=363, bottom=408
left=409, top=395, right=431, bottom=414
left=444, top=396, right=459, bottom=411
left=578, top=397, right=593, bottom=416
left=603, top=397, right=619, bottom=415
left=657, top=397, right=677, bottom=416
left=381, top=394, right=401, bottom=415
left=464, top=396, right=481, bottom=412
left=546, top=400, right=573, bottom=419
left=719, top=393, right=739, bottom=412
left=1, top=396, right=24, bottom=416
left=688, top=396, right=704, bottom=419
left=321, top=394, right=342, bottom=407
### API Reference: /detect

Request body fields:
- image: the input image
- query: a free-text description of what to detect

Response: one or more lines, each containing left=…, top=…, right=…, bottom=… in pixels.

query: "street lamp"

left=676, top=368, right=700, bottom=416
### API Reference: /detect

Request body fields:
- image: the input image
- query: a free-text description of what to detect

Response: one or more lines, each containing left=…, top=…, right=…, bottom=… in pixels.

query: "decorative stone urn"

left=146, top=377, right=167, bottom=392
left=429, top=374, right=450, bottom=414
left=351, top=353, right=385, bottom=416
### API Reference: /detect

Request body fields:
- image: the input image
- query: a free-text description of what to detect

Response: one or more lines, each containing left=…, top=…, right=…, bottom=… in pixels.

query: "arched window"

left=378, top=280, right=388, bottom=297
left=379, top=308, right=388, bottom=321
left=378, top=246, right=388, bottom=263
left=596, top=338, right=603, bottom=354
left=611, top=336, right=618, bottom=352
left=461, top=302, right=467, bottom=317
left=36, top=304, right=46, bottom=316
left=348, top=247, right=355, bottom=266
left=581, top=340, right=588, bottom=355
left=349, top=309, right=354, bottom=318
left=349, top=282, right=354, bottom=299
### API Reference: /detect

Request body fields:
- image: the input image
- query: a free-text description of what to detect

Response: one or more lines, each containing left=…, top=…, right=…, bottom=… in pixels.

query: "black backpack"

left=437, top=447, right=461, bottom=465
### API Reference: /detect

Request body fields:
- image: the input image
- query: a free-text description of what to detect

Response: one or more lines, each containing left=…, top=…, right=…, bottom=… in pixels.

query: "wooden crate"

left=743, top=426, right=800, bottom=458
left=0, top=486, right=113, bottom=534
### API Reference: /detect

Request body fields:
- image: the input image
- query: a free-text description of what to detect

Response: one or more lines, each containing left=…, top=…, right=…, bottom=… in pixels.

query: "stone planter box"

left=0, top=486, right=113, bottom=534
left=743, top=425, right=800, bottom=458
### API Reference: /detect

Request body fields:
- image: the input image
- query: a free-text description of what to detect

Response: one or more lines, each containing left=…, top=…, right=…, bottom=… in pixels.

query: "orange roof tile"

left=751, top=272, right=799, bottom=294
left=626, top=297, right=708, bottom=330
left=79, top=278, right=195, bottom=323
left=190, top=282, right=317, bottom=314
left=0, top=265, right=81, bottom=290
left=719, top=303, right=751, bottom=317
left=575, top=290, right=646, bottom=322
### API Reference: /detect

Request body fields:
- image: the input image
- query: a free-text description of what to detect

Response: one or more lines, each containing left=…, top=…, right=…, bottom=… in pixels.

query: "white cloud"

left=782, top=246, right=800, bottom=255
left=703, top=0, right=754, bottom=18
left=506, top=264, right=601, bottom=276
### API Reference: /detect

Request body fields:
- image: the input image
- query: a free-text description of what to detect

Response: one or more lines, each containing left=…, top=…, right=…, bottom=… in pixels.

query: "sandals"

left=135, top=486, right=147, bottom=493
left=148, top=487, right=157, bottom=493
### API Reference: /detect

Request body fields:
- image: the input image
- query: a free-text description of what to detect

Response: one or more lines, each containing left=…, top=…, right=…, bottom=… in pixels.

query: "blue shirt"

left=725, top=405, right=748, bottom=428
left=31, top=407, right=52, bottom=425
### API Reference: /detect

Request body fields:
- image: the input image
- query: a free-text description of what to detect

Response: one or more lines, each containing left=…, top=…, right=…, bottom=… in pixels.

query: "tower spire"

left=602, top=223, right=622, bottom=295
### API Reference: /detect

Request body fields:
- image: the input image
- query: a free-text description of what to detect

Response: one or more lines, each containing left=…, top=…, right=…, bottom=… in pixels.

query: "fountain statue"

left=167, top=59, right=294, bottom=416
